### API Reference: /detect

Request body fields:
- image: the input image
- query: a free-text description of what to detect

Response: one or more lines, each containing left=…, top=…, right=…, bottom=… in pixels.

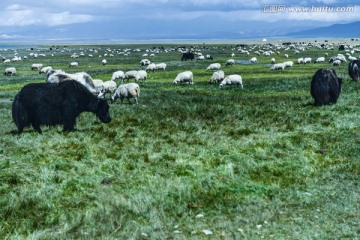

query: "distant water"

left=0, top=44, right=39, bottom=49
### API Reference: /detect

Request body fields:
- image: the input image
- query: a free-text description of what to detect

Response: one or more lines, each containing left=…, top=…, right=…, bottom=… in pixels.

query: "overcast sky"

left=0, top=0, right=359, bottom=41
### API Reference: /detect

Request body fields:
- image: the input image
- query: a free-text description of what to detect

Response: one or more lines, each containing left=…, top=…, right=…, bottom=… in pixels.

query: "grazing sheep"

left=155, top=63, right=167, bottom=71
left=92, top=79, right=105, bottom=93
left=297, top=58, right=304, bottom=64
left=336, top=54, right=347, bottom=62
left=124, top=70, right=138, bottom=81
left=315, top=57, right=325, bottom=63
left=46, top=69, right=65, bottom=83
left=219, top=75, right=243, bottom=88
left=206, top=63, right=221, bottom=71
left=69, top=62, right=79, bottom=68
left=206, top=54, right=213, bottom=60
left=271, top=63, right=286, bottom=70
left=283, top=61, right=294, bottom=68
left=135, top=70, right=147, bottom=83
left=348, top=56, right=357, bottom=61
left=4, top=67, right=16, bottom=76
left=311, top=68, right=342, bottom=106
left=140, top=59, right=151, bottom=66
left=39, top=66, right=52, bottom=74
left=3, top=59, right=11, bottom=64
left=285, top=54, right=289, bottom=58
left=197, top=55, right=205, bottom=61
left=208, top=70, right=225, bottom=84
left=225, top=59, right=235, bottom=66
left=111, top=83, right=140, bottom=105
left=31, top=63, right=43, bottom=70
left=46, top=70, right=99, bottom=95
left=304, top=57, right=312, bottom=64
left=145, top=63, right=157, bottom=71
left=100, top=80, right=117, bottom=97
left=271, top=58, right=276, bottom=64
left=111, top=70, right=125, bottom=82
left=250, top=57, right=257, bottom=63
left=173, top=71, right=193, bottom=84
left=332, top=60, right=341, bottom=66
left=101, top=59, right=107, bottom=65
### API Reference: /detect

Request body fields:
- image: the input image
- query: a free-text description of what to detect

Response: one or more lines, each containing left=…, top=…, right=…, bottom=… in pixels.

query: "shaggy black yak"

left=310, top=68, right=343, bottom=106
left=181, top=52, right=194, bottom=61
left=349, top=60, right=360, bottom=81
left=12, top=80, right=111, bottom=134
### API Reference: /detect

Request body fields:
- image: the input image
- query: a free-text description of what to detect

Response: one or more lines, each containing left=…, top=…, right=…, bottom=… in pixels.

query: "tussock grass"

left=0, top=41, right=359, bottom=239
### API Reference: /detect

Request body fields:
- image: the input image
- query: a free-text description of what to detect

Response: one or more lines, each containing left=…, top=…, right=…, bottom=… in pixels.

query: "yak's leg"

left=31, top=122, right=42, bottom=133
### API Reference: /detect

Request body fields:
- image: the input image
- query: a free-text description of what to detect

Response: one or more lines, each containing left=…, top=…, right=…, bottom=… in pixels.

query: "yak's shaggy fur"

left=348, top=60, right=360, bottom=81
left=12, top=80, right=111, bottom=133
left=310, top=68, right=342, bottom=106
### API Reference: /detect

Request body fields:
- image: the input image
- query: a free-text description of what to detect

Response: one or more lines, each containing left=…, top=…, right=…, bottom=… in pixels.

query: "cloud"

left=0, top=4, right=94, bottom=27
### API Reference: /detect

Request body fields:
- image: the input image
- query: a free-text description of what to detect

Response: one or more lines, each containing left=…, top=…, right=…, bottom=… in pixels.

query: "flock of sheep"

left=2, top=40, right=360, bottom=106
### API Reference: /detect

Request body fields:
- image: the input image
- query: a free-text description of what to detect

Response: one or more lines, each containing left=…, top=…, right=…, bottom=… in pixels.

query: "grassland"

left=0, top=41, right=359, bottom=239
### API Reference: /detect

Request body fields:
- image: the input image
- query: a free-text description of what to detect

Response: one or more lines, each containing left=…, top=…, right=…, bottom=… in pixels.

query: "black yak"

left=348, top=60, right=360, bottom=81
left=12, top=80, right=111, bottom=134
left=181, top=52, right=194, bottom=61
left=310, top=68, right=343, bottom=106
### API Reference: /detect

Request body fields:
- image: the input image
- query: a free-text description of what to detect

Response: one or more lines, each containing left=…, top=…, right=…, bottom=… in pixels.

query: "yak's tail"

left=12, top=94, right=28, bottom=133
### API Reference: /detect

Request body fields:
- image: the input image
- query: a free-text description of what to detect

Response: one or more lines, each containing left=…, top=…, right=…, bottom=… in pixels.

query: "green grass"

left=0, top=41, right=359, bottom=239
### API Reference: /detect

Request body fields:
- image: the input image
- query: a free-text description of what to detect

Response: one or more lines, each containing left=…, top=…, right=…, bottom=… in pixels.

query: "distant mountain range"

left=1, top=20, right=359, bottom=43
left=285, top=21, right=360, bottom=39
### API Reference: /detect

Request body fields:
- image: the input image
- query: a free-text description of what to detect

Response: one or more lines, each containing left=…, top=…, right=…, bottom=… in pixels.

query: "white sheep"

left=249, top=57, right=257, bottom=63
left=46, top=69, right=65, bottom=83
left=3, top=59, right=11, bottom=64
left=92, top=79, right=105, bottom=93
left=332, top=60, right=341, bottom=66
left=145, top=63, right=157, bottom=71
left=283, top=61, right=294, bottom=68
left=46, top=70, right=99, bottom=95
left=124, top=70, right=138, bottom=81
left=336, top=54, right=347, bottom=62
left=348, top=56, right=357, bottom=61
left=111, top=70, right=125, bottom=82
left=284, top=54, right=289, bottom=58
left=271, top=63, right=286, bottom=70
left=271, top=58, right=276, bottom=64
left=303, top=57, right=312, bottom=64
left=173, top=71, right=193, bottom=84
left=69, top=62, right=79, bottom=68
left=111, top=83, right=140, bottom=105
left=101, top=59, right=107, bottom=65
left=225, top=59, right=235, bottom=66
left=39, top=66, right=52, bottom=74
left=4, top=67, right=16, bottom=76
left=219, top=75, right=243, bottom=88
left=140, top=59, right=151, bottom=66
left=135, top=70, right=147, bottom=83
left=31, top=63, right=43, bottom=70
left=208, top=70, right=224, bottom=84
left=206, top=63, right=221, bottom=71
left=101, top=80, right=117, bottom=96
left=155, top=63, right=167, bottom=71
left=297, top=58, right=304, bottom=64
left=315, top=57, right=325, bottom=63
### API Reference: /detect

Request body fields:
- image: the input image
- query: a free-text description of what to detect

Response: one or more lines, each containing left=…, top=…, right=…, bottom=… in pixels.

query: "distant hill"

left=286, top=21, right=360, bottom=38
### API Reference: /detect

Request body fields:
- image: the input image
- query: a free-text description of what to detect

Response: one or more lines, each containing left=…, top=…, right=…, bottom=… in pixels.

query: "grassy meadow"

left=0, top=40, right=359, bottom=239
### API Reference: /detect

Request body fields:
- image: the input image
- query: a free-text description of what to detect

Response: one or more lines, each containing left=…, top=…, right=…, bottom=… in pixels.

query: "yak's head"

left=96, top=99, right=111, bottom=123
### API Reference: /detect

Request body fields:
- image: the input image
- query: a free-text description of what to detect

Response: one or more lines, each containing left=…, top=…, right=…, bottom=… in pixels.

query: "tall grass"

left=0, top=41, right=359, bottom=239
